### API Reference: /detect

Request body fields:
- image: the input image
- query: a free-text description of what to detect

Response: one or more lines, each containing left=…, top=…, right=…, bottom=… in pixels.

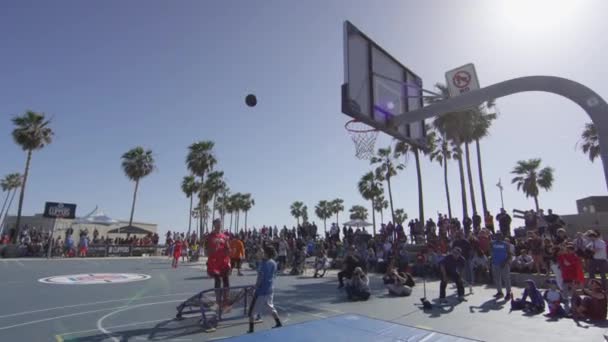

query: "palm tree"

left=302, top=205, right=309, bottom=224
left=204, top=170, right=226, bottom=221
left=186, top=141, right=216, bottom=236
left=394, top=209, right=408, bottom=225
left=231, top=193, right=245, bottom=233
left=429, top=131, right=455, bottom=218
left=373, top=195, right=388, bottom=224
left=358, top=171, right=383, bottom=235
left=121, top=147, right=155, bottom=230
left=241, top=193, right=255, bottom=231
left=0, top=173, right=22, bottom=233
left=371, top=146, right=404, bottom=223
left=579, top=122, right=600, bottom=162
left=315, top=200, right=332, bottom=233
left=394, top=129, right=435, bottom=223
left=290, top=201, right=305, bottom=226
left=11, top=111, right=53, bottom=241
left=330, top=198, right=344, bottom=227
left=181, top=176, right=199, bottom=236
left=511, top=159, right=555, bottom=211
left=349, top=205, right=368, bottom=220
left=472, top=101, right=497, bottom=215
left=215, top=187, right=230, bottom=228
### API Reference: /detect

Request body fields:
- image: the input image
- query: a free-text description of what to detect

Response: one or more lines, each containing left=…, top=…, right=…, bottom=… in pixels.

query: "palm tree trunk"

left=444, top=160, right=453, bottom=219
left=465, top=142, right=477, bottom=216
left=229, top=212, right=233, bottom=231
left=128, top=179, right=139, bottom=229
left=1, top=189, right=17, bottom=234
left=323, top=218, right=327, bottom=233
left=211, top=195, right=217, bottom=222
left=244, top=210, right=248, bottom=231
left=371, top=198, right=376, bottom=236
left=456, top=145, right=469, bottom=220
left=187, top=195, right=193, bottom=235
left=13, top=150, right=32, bottom=243
left=414, top=149, right=424, bottom=223
left=476, top=139, right=489, bottom=214
left=386, top=176, right=396, bottom=223
left=380, top=207, right=384, bottom=224
left=335, top=212, right=339, bottom=227
left=534, top=196, right=540, bottom=212
left=0, top=191, right=10, bottom=226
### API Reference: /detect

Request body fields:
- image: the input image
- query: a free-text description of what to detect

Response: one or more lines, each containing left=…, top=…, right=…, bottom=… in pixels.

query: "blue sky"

left=1, top=0, right=607, bottom=236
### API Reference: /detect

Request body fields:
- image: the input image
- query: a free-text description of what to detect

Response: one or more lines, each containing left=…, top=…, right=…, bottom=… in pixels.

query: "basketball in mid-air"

left=245, top=94, right=257, bottom=107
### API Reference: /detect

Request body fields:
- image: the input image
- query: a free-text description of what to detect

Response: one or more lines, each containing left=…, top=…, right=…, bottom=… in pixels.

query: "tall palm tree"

left=429, top=131, right=455, bottom=218
left=579, top=122, right=600, bottom=162
left=511, top=158, right=555, bottom=211
left=204, top=170, right=226, bottom=221
left=290, top=201, right=305, bottom=226
left=394, top=129, right=435, bottom=223
left=330, top=198, right=344, bottom=227
left=230, top=193, right=245, bottom=233
left=121, top=147, right=155, bottom=230
left=349, top=205, right=368, bottom=221
left=186, top=141, right=216, bottom=236
left=394, top=209, right=408, bottom=225
left=11, top=111, right=53, bottom=242
left=373, top=195, right=388, bottom=224
left=241, top=193, right=255, bottom=231
left=181, top=175, right=199, bottom=236
left=215, top=187, right=230, bottom=228
left=371, top=146, right=404, bottom=223
left=302, top=205, right=309, bottom=224
left=472, top=101, right=497, bottom=215
left=0, top=173, right=22, bottom=233
left=315, top=200, right=332, bottom=233
left=358, top=171, right=383, bottom=235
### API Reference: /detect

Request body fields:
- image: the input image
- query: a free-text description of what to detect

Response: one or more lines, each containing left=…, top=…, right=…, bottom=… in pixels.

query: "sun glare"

left=499, top=0, right=580, bottom=33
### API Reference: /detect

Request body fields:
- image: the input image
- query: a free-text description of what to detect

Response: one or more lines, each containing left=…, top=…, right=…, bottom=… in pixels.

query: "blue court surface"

left=222, top=314, right=478, bottom=342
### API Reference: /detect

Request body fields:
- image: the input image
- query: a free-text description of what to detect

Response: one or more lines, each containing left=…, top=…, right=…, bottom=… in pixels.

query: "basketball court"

left=0, top=257, right=605, bottom=341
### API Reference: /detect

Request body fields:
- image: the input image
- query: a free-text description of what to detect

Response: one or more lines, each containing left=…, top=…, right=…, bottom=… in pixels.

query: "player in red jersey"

left=172, top=237, right=183, bottom=268
left=206, top=219, right=232, bottom=310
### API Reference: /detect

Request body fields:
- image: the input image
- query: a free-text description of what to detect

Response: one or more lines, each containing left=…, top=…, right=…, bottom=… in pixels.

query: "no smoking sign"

left=445, top=63, right=480, bottom=97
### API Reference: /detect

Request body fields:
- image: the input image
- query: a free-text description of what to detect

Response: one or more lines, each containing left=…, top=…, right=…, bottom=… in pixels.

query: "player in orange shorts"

left=206, top=219, right=232, bottom=310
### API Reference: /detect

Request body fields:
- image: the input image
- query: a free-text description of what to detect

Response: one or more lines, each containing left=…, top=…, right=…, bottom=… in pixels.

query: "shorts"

left=207, top=259, right=231, bottom=277
left=249, top=294, right=277, bottom=316
left=79, top=247, right=88, bottom=254
left=231, top=258, right=242, bottom=269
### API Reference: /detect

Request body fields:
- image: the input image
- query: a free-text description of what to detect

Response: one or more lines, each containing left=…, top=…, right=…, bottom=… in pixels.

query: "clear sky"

left=1, top=0, right=607, bottom=237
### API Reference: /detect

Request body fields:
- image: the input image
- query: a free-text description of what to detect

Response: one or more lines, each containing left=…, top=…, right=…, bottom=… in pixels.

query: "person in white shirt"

left=277, top=238, right=288, bottom=272
left=512, top=249, right=534, bottom=272
left=586, top=231, right=608, bottom=290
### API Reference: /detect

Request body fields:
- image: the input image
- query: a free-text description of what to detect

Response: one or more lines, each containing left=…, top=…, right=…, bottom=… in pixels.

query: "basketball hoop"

left=345, top=120, right=379, bottom=160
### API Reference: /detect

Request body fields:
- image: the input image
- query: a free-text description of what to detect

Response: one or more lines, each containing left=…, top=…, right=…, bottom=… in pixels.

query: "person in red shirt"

left=172, top=238, right=183, bottom=268
left=558, top=243, right=584, bottom=314
left=206, top=219, right=232, bottom=310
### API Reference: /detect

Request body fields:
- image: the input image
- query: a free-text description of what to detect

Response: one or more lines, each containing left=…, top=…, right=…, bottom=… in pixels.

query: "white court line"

left=275, top=304, right=326, bottom=318
left=15, top=260, right=25, bottom=267
left=97, top=299, right=184, bottom=342
left=0, top=291, right=193, bottom=319
left=59, top=318, right=168, bottom=337
left=0, top=305, right=130, bottom=331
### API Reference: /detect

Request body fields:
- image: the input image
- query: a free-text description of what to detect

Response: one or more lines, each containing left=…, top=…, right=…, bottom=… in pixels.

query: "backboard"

left=342, top=20, right=426, bottom=146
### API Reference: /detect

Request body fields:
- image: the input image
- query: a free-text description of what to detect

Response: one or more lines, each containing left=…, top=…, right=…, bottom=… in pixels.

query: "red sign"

left=452, top=71, right=471, bottom=89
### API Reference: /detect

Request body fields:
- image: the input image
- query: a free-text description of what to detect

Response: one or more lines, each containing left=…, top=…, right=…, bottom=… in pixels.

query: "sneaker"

left=504, top=293, right=512, bottom=301
left=458, top=296, right=466, bottom=302
left=494, top=292, right=504, bottom=299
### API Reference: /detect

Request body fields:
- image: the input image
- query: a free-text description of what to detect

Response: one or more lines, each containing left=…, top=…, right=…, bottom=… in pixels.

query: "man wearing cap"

left=491, top=232, right=512, bottom=300
left=586, top=231, right=608, bottom=290
left=439, top=247, right=466, bottom=303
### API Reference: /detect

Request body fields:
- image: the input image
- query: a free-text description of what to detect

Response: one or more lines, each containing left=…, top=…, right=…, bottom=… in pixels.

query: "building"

left=2, top=206, right=157, bottom=239
left=561, top=196, right=608, bottom=236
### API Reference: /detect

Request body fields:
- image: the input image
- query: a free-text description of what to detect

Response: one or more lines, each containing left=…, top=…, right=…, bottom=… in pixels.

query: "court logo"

left=39, top=273, right=151, bottom=285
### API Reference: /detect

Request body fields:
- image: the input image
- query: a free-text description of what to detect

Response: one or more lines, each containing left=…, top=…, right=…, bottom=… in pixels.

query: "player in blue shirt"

left=247, top=246, right=283, bottom=334
left=491, top=232, right=513, bottom=300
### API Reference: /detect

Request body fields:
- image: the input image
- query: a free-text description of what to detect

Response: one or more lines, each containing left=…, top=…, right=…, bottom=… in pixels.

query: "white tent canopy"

left=74, top=206, right=119, bottom=225
left=342, top=219, right=373, bottom=227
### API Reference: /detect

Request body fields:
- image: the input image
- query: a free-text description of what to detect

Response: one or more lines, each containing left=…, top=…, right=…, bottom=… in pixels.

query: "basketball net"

left=345, top=120, right=379, bottom=160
